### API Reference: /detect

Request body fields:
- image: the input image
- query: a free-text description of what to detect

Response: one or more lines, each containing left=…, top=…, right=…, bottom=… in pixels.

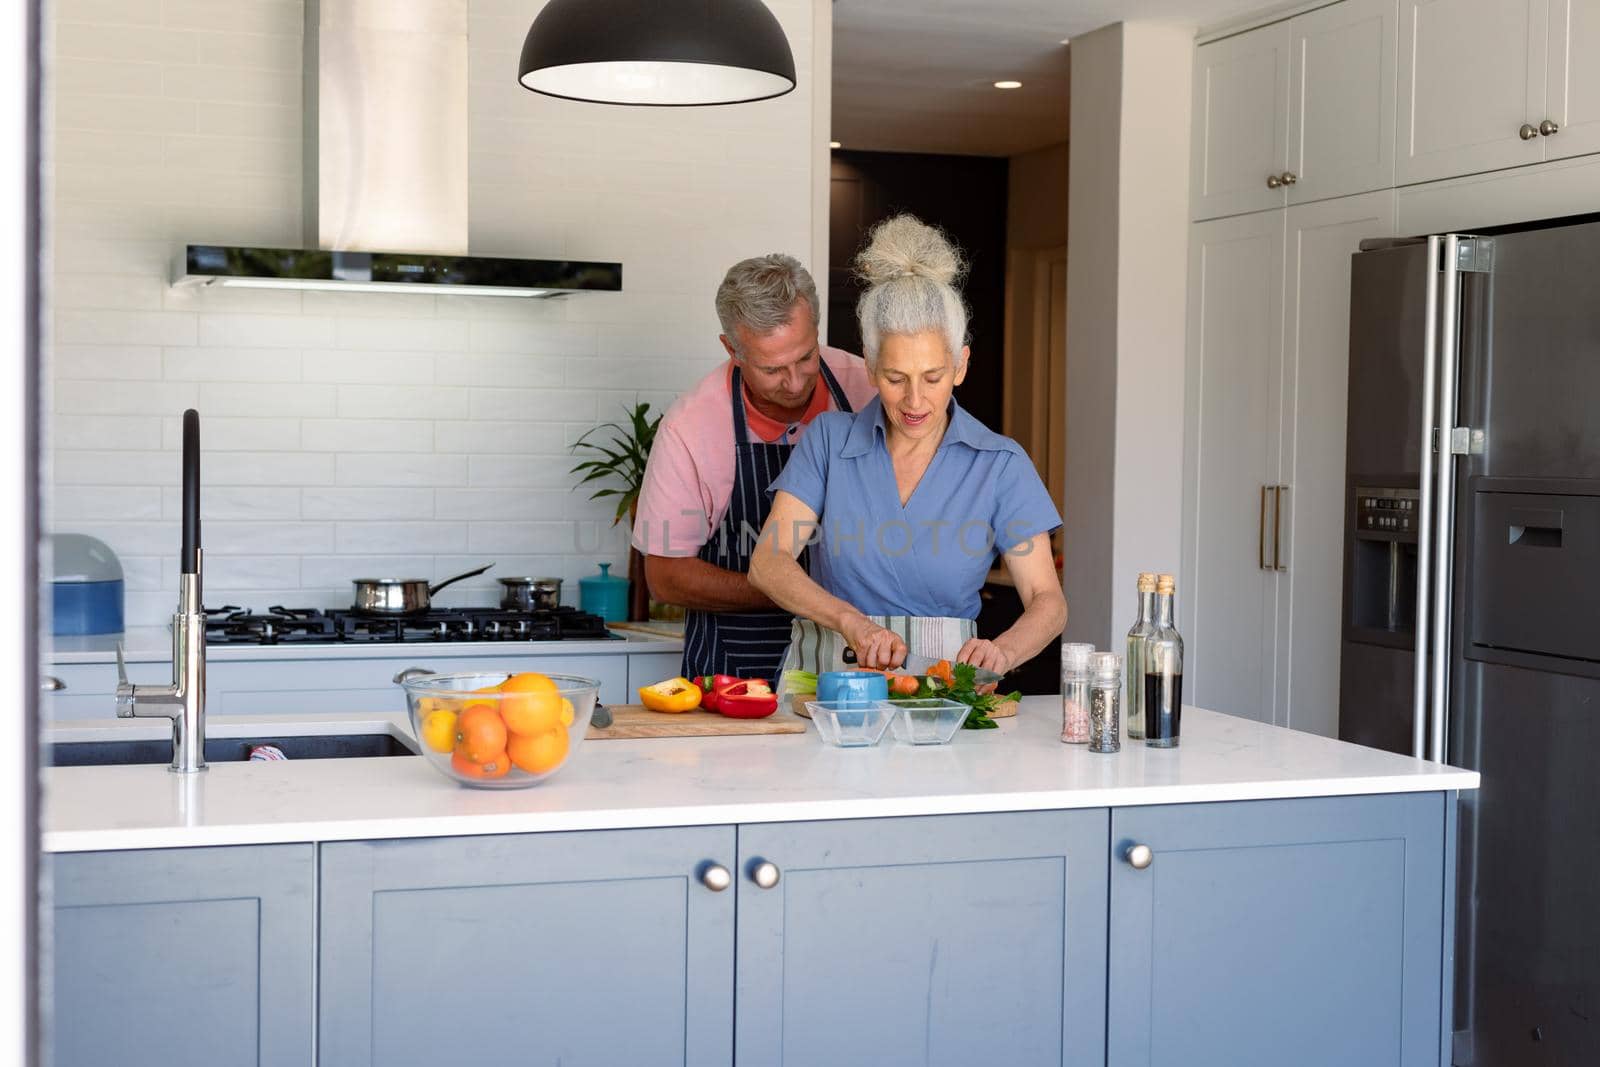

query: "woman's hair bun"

left=855, top=214, right=966, bottom=288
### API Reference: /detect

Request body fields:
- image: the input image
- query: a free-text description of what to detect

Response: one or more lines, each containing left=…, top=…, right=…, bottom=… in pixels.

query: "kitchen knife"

left=842, top=646, right=1004, bottom=688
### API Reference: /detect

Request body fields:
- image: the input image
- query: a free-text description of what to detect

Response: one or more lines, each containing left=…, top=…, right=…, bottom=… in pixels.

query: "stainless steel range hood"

left=173, top=0, right=620, bottom=299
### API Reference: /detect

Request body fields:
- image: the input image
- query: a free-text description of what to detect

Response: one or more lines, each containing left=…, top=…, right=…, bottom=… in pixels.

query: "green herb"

left=886, top=662, right=1016, bottom=729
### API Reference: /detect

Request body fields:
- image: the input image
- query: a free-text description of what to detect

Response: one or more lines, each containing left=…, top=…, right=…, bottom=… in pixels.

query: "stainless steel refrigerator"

left=1339, top=216, right=1600, bottom=1066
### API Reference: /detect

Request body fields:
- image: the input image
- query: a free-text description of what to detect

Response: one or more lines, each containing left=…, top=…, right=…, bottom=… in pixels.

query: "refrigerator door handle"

left=1259, top=485, right=1269, bottom=570
left=1272, top=486, right=1289, bottom=571
left=1428, top=235, right=1465, bottom=765
left=1411, top=236, right=1443, bottom=761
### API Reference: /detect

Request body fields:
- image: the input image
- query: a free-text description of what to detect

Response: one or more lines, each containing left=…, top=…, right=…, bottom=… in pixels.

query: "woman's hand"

left=956, top=637, right=1014, bottom=675
left=842, top=614, right=907, bottom=670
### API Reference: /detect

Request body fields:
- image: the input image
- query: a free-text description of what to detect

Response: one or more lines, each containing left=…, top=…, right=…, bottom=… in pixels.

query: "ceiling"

left=830, top=0, right=1266, bottom=158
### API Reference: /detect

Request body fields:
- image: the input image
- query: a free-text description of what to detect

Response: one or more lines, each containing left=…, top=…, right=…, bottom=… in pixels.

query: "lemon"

left=420, top=708, right=459, bottom=753
left=559, top=698, right=575, bottom=728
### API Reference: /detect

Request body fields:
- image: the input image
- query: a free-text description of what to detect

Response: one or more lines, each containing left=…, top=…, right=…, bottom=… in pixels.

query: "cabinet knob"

left=750, top=859, right=781, bottom=889
left=392, top=667, right=436, bottom=685
left=40, top=676, right=65, bottom=692
left=1519, top=123, right=1539, bottom=140
left=1539, top=119, right=1560, bottom=136
left=699, top=863, right=732, bottom=892
left=1266, top=174, right=1283, bottom=189
left=1280, top=171, right=1297, bottom=185
left=1126, top=843, right=1154, bottom=870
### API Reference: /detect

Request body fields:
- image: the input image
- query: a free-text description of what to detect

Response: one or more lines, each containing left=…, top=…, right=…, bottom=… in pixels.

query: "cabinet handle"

left=750, top=859, right=781, bottom=889
left=1519, top=123, right=1539, bottom=140
left=1266, top=174, right=1283, bottom=189
left=1126, top=844, right=1154, bottom=870
left=1259, top=486, right=1269, bottom=570
left=41, top=676, right=65, bottom=692
left=1540, top=119, right=1560, bottom=136
left=699, top=863, right=732, bottom=892
left=392, top=666, right=436, bottom=685
left=1273, top=485, right=1289, bottom=572
left=1280, top=171, right=1297, bottom=185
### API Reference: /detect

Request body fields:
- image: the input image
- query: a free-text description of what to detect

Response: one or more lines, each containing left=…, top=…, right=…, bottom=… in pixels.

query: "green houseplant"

left=569, top=402, right=662, bottom=621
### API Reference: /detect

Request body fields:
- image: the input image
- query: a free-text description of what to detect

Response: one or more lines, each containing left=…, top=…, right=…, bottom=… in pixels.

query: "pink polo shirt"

left=632, top=347, right=876, bottom=558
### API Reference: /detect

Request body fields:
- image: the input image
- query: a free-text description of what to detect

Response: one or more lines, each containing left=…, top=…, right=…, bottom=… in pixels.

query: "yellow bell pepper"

left=638, top=677, right=703, bottom=713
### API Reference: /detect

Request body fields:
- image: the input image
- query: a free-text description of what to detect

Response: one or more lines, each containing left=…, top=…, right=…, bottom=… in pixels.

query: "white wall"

left=46, top=0, right=828, bottom=626
left=1063, top=22, right=1193, bottom=649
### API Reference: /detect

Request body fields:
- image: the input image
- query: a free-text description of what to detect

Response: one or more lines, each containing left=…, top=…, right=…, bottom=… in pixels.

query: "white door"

left=1288, top=0, right=1399, bottom=204
left=1191, top=23, right=1291, bottom=220
left=1543, top=0, right=1600, bottom=158
left=1275, top=191, right=1396, bottom=737
left=1181, top=211, right=1286, bottom=723
left=1396, top=0, right=1548, bottom=184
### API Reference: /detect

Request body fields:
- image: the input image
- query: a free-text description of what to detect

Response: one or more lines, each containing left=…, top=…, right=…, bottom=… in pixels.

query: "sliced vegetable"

left=715, top=679, right=778, bottom=718
left=887, top=674, right=920, bottom=696
left=638, top=677, right=703, bottom=713
left=781, top=670, right=818, bottom=695
left=694, top=674, right=739, bottom=712
left=925, top=659, right=955, bottom=686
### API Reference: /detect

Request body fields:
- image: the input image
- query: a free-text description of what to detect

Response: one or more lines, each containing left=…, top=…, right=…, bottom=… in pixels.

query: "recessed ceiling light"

left=994, top=80, right=1022, bottom=90
left=1060, top=38, right=1072, bottom=45
left=829, top=140, right=841, bottom=149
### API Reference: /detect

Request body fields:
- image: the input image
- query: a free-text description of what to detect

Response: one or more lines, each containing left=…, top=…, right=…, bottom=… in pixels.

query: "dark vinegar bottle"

left=1143, top=574, right=1183, bottom=747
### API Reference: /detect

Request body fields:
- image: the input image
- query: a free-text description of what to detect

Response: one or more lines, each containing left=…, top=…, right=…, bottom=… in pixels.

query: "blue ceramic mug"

left=816, top=670, right=889, bottom=704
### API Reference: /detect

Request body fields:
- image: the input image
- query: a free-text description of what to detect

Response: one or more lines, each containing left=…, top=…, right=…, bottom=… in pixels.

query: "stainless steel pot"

left=498, top=576, right=561, bottom=612
left=351, top=563, right=494, bottom=614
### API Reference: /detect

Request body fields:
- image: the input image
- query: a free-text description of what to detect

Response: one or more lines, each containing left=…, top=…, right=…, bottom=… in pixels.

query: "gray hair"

left=855, top=214, right=969, bottom=369
left=715, top=254, right=821, bottom=355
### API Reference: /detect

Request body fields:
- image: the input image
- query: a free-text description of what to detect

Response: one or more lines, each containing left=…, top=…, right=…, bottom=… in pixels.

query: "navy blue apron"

left=681, top=360, right=853, bottom=681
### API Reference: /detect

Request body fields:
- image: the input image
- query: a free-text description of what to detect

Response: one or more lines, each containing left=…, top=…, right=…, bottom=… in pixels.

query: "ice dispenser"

left=1347, top=487, right=1420, bottom=640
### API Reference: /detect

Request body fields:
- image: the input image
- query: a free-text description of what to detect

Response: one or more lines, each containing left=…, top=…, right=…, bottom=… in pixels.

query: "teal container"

left=579, top=562, right=630, bottom=622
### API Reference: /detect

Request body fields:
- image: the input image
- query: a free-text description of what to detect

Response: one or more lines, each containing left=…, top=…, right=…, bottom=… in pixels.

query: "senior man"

left=632, top=254, right=876, bottom=682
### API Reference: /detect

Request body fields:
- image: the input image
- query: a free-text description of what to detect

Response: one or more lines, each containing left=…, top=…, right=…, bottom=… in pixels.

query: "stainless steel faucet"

left=115, top=409, right=207, bottom=773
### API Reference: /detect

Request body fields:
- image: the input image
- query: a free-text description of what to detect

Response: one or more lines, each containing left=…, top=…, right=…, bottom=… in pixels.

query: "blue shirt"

left=769, top=396, right=1062, bottom=619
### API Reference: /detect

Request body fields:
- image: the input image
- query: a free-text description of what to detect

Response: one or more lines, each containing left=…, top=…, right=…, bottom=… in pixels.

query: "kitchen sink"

left=47, top=732, right=418, bottom=767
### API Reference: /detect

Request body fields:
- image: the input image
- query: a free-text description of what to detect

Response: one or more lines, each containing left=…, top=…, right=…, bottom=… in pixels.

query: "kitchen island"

left=43, top=700, right=1477, bottom=1067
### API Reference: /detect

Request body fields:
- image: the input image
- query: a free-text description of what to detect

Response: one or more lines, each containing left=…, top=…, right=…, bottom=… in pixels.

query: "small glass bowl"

left=886, top=698, right=971, bottom=745
left=398, top=671, right=597, bottom=789
left=805, top=699, right=896, bottom=747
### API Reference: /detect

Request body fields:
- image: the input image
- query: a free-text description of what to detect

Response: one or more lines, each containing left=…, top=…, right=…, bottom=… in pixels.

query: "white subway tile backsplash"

left=336, top=522, right=469, bottom=556
left=163, top=347, right=304, bottom=382
left=469, top=387, right=596, bottom=422
left=160, top=416, right=300, bottom=451
left=302, top=488, right=436, bottom=521
left=301, top=350, right=435, bottom=385
left=205, top=521, right=335, bottom=555
left=199, top=382, right=335, bottom=417
left=162, top=485, right=302, bottom=521
left=302, top=419, right=434, bottom=453
left=335, top=385, right=468, bottom=420
left=335, top=454, right=468, bottom=488
left=45, top=0, right=817, bottom=626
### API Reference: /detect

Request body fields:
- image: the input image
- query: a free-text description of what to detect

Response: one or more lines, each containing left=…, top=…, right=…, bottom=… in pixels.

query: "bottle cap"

left=1157, top=574, right=1176, bottom=595
left=1090, top=651, right=1121, bottom=679
left=1061, top=642, right=1095, bottom=675
left=1137, top=572, right=1157, bottom=593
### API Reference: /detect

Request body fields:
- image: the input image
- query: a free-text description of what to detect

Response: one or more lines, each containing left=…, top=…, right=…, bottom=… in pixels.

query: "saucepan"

left=351, top=564, right=494, bottom=615
left=498, top=576, right=562, bottom=612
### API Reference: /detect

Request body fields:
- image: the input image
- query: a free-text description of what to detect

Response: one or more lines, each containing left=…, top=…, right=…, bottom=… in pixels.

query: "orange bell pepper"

left=925, top=659, right=955, bottom=686
left=638, top=677, right=703, bottom=713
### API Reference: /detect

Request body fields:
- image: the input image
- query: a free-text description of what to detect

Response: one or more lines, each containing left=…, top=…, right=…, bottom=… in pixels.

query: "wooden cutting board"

left=788, top=695, right=1019, bottom=719
left=586, top=704, right=808, bottom=739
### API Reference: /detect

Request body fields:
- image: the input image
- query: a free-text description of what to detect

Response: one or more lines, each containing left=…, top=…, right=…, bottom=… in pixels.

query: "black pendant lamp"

left=518, top=0, right=797, bottom=106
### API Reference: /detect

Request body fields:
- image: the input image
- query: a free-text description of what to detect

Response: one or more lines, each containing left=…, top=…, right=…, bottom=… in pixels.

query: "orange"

left=498, top=672, right=562, bottom=735
left=451, top=748, right=511, bottom=779
left=455, top=703, right=508, bottom=763
left=507, top=728, right=569, bottom=775
left=420, top=708, right=458, bottom=753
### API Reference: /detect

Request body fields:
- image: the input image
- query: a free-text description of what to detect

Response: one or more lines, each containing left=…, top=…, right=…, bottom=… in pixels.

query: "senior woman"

left=749, top=214, right=1066, bottom=687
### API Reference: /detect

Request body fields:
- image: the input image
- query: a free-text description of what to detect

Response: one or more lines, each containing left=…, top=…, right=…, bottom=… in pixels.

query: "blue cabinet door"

left=1107, top=792, right=1448, bottom=1067
left=319, top=825, right=736, bottom=1066
left=735, top=810, right=1109, bottom=1066
left=49, top=844, right=315, bottom=1067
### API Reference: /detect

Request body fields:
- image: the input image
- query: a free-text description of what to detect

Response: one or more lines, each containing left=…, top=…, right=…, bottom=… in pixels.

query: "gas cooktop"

left=202, top=605, right=613, bottom=646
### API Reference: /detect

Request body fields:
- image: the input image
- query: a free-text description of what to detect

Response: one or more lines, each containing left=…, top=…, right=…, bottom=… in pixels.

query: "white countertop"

left=40, top=698, right=1479, bottom=853
left=49, top=627, right=682, bottom=663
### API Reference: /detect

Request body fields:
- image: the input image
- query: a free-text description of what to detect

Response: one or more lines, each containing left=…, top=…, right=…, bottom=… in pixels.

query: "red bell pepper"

left=694, top=674, right=740, bottom=713
left=715, top=679, right=777, bottom=719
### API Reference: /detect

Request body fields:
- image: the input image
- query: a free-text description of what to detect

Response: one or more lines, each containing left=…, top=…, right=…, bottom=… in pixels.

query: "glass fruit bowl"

left=398, top=671, right=597, bottom=789
left=886, top=698, right=971, bottom=745
left=805, top=699, right=896, bottom=748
